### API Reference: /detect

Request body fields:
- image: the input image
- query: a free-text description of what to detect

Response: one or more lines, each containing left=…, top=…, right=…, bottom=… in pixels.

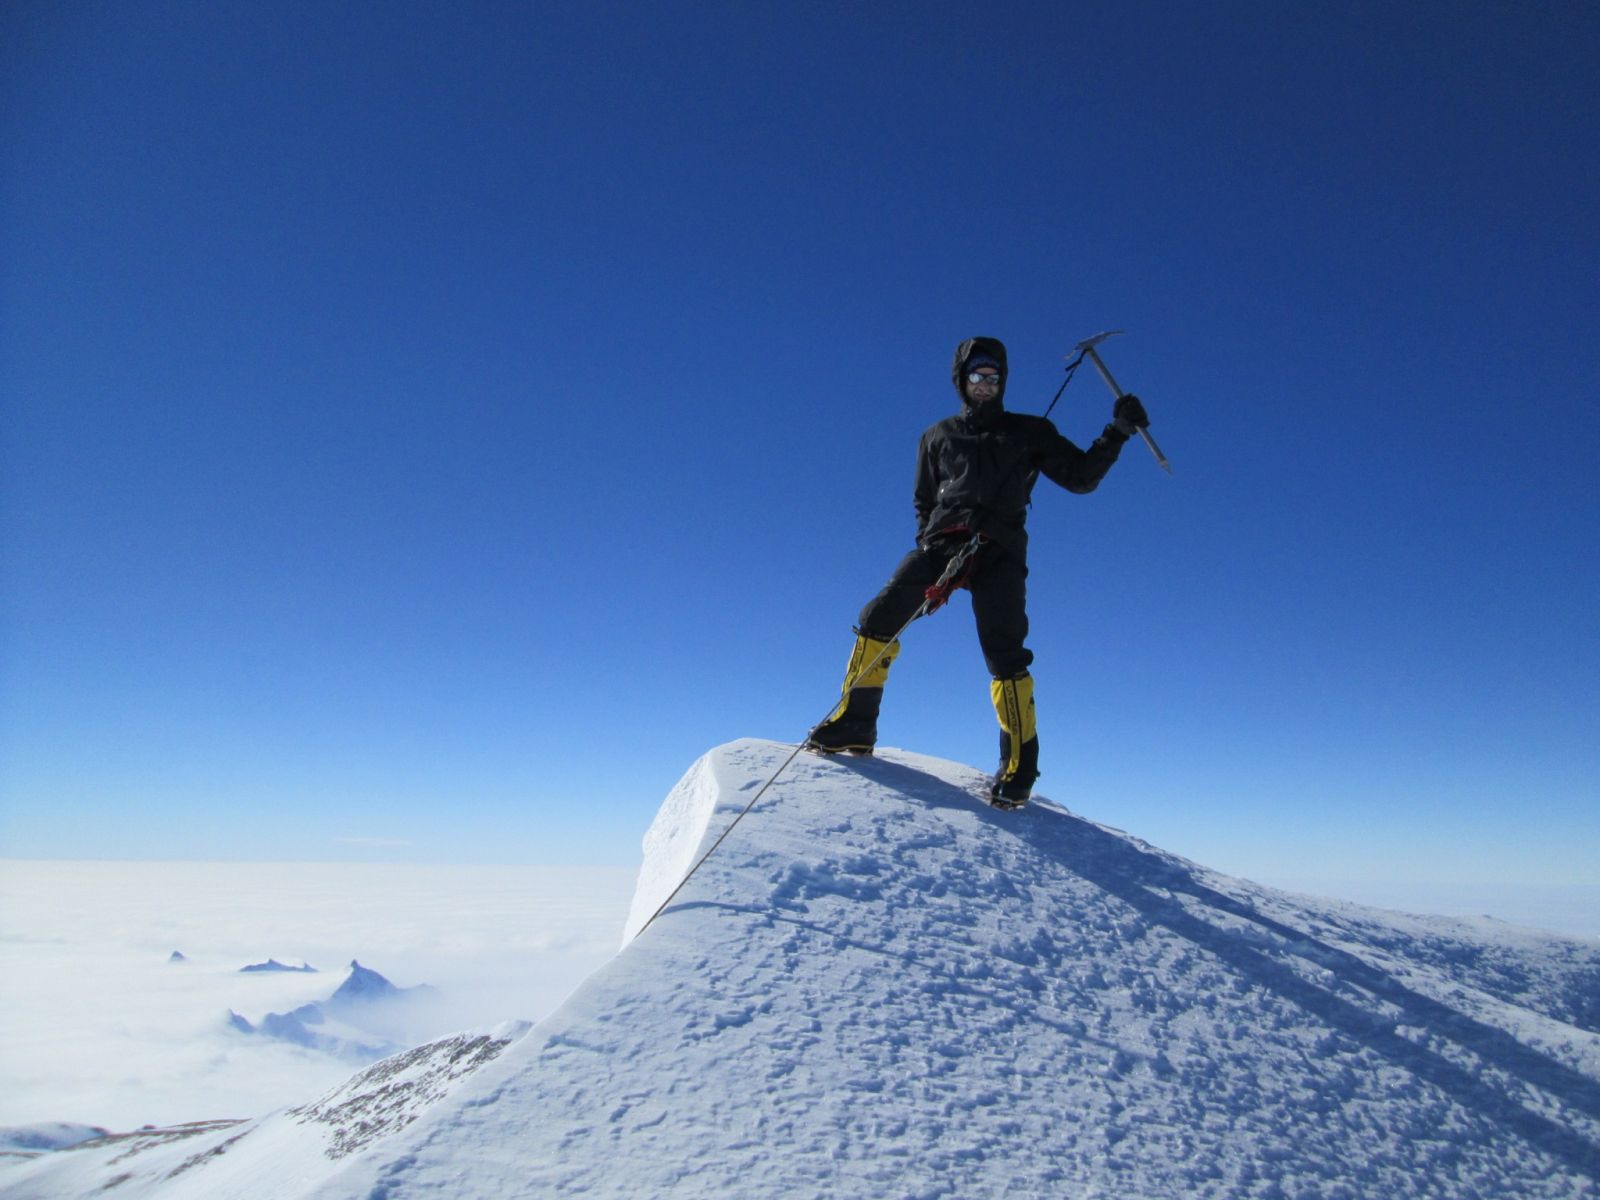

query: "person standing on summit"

left=805, top=336, right=1149, bottom=807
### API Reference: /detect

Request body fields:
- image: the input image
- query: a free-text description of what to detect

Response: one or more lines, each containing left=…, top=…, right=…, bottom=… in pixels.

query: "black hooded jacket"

left=914, top=336, right=1129, bottom=557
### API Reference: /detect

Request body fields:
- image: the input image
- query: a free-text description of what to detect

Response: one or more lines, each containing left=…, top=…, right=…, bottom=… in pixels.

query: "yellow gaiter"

left=990, top=673, right=1037, bottom=779
left=827, top=633, right=900, bottom=721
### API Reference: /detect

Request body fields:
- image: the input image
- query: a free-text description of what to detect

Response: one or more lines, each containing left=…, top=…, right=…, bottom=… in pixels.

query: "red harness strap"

left=922, top=535, right=984, bottom=615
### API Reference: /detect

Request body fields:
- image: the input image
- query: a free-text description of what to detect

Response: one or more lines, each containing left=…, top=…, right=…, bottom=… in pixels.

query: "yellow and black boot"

left=989, top=672, right=1039, bottom=807
left=805, top=632, right=900, bottom=755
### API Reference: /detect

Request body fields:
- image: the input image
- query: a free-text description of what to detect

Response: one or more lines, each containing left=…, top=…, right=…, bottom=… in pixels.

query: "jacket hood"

left=952, top=336, right=1008, bottom=408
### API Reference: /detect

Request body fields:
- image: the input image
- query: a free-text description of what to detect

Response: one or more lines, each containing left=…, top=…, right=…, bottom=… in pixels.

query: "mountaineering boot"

left=805, top=632, right=900, bottom=755
left=988, top=672, right=1039, bottom=808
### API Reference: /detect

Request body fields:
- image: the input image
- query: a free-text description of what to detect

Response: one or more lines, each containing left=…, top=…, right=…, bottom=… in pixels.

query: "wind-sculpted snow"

left=5, top=739, right=1598, bottom=1198
left=622, top=749, right=725, bottom=945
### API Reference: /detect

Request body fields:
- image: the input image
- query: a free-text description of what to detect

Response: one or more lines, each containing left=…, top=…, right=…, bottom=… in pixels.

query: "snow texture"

left=4, top=739, right=1597, bottom=1198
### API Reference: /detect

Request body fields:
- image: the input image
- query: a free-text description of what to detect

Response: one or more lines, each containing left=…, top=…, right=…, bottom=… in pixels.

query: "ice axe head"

left=1073, top=330, right=1124, bottom=354
left=1070, top=329, right=1172, bottom=475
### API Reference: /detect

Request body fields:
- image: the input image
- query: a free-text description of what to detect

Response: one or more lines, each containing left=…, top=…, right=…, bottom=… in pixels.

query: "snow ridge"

left=4, top=739, right=1597, bottom=1199
left=622, top=748, right=723, bottom=945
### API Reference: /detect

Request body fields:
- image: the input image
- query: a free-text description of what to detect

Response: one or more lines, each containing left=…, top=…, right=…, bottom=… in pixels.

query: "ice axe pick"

left=1073, top=330, right=1172, bottom=475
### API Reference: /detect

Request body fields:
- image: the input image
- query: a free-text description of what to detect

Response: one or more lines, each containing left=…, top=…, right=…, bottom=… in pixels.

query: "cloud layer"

left=0, top=860, right=633, bottom=1129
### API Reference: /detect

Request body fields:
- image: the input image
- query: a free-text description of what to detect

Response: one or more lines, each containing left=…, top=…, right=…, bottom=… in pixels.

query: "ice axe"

left=1073, top=330, right=1172, bottom=475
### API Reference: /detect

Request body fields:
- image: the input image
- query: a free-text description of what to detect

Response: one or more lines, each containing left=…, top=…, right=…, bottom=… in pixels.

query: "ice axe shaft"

left=1075, top=332, right=1172, bottom=475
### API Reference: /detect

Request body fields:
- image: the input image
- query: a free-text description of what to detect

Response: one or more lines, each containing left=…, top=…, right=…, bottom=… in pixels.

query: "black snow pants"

left=857, top=537, right=1032, bottom=679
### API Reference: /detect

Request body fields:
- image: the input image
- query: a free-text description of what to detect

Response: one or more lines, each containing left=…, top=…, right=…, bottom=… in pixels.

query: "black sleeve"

left=914, top=428, right=938, bottom=530
left=1033, top=419, right=1129, bottom=495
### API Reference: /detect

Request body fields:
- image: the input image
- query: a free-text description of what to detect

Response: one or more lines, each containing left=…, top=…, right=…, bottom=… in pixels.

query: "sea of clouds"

left=0, top=860, right=634, bottom=1131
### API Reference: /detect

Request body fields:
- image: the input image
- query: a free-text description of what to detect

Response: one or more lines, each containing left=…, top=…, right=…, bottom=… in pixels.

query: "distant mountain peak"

left=331, top=961, right=400, bottom=1004
left=226, top=959, right=443, bottom=1065
left=0, top=1122, right=112, bottom=1156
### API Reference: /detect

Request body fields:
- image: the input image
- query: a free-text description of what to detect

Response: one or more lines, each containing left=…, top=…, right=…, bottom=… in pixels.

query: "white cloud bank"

left=0, top=860, right=634, bottom=1130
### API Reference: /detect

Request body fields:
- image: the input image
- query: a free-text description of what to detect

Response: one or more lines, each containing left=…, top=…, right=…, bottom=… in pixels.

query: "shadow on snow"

left=681, top=750, right=1600, bottom=1181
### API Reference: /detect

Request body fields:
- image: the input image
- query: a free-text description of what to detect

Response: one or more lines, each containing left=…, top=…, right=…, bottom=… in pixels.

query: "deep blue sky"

left=3, top=1, right=1596, bottom=891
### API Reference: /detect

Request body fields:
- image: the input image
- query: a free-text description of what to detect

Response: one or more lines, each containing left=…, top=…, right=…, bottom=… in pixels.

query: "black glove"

left=1112, top=393, right=1148, bottom=436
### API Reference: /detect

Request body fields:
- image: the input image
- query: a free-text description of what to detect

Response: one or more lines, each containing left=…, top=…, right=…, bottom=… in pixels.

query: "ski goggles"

left=966, top=372, right=1001, bottom=385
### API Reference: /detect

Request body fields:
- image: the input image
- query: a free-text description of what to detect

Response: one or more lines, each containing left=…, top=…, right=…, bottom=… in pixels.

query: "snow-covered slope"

left=5, top=739, right=1598, bottom=1198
